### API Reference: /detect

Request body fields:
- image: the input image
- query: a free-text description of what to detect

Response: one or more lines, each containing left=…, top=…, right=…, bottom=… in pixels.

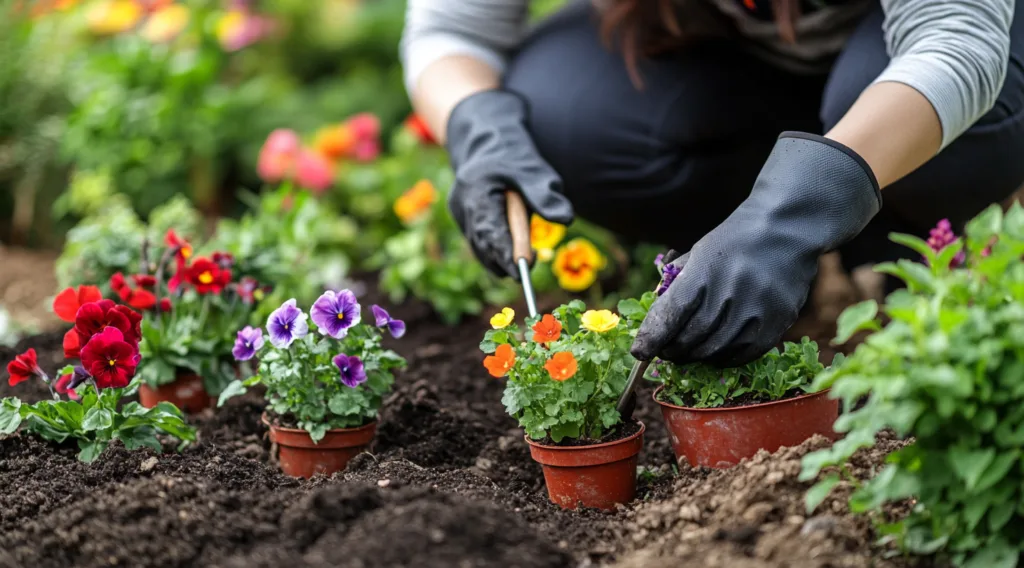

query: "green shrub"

left=802, top=203, right=1024, bottom=568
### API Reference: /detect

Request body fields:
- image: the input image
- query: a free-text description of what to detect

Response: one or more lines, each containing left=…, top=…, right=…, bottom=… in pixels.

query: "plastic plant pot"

left=654, top=386, right=839, bottom=469
left=138, top=371, right=212, bottom=413
left=263, top=413, right=377, bottom=479
left=525, top=421, right=645, bottom=511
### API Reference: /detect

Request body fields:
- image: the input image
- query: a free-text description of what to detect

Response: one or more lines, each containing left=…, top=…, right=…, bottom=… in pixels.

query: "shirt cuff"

left=871, top=54, right=969, bottom=151
left=402, top=33, right=508, bottom=95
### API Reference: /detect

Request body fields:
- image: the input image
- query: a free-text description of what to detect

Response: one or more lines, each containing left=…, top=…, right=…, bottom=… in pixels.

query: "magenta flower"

left=267, top=299, right=308, bottom=348
left=232, top=326, right=265, bottom=361
left=311, top=290, right=361, bottom=339
left=926, top=219, right=965, bottom=267
left=333, top=354, right=367, bottom=388
left=371, top=305, right=406, bottom=339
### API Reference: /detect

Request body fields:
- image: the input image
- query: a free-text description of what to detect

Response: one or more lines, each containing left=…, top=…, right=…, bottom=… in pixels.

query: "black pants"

left=504, top=1, right=1024, bottom=273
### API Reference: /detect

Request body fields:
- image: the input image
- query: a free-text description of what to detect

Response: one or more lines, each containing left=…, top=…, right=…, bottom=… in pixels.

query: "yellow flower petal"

left=88, top=0, right=142, bottom=35
left=530, top=214, right=566, bottom=252
left=140, top=4, right=190, bottom=43
left=489, top=307, right=515, bottom=329
left=581, top=310, right=620, bottom=333
left=551, top=238, right=606, bottom=292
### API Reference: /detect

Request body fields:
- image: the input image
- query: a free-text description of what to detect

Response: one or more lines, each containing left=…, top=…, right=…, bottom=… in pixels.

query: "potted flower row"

left=220, top=290, right=407, bottom=478
left=2, top=288, right=194, bottom=462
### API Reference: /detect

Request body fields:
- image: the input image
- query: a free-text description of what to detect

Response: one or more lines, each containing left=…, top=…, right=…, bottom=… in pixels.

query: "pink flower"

left=926, top=218, right=965, bottom=268
left=345, top=113, right=380, bottom=163
left=294, top=149, right=334, bottom=193
left=257, top=129, right=301, bottom=183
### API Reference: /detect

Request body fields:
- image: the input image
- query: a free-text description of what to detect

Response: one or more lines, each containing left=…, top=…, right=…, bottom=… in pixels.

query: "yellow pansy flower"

left=88, top=0, right=143, bottom=35
left=581, top=310, right=620, bottom=333
left=490, top=307, right=515, bottom=329
left=551, top=238, right=606, bottom=292
left=140, top=4, right=190, bottom=43
left=530, top=214, right=566, bottom=261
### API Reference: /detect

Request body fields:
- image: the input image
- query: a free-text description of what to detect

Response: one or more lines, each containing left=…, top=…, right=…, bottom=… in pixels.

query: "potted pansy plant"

left=220, top=290, right=407, bottom=478
left=480, top=301, right=644, bottom=511
left=1, top=286, right=194, bottom=462
left=131, top=230, right=268, bottom=412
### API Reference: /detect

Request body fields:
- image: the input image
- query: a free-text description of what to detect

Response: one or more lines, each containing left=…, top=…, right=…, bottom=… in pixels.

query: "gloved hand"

left=632, top=132, right=881, bottom=366
left=446, top=89, right=574, bottom=278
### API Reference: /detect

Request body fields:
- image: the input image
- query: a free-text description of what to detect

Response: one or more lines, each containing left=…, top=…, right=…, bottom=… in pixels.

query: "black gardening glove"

left=632, top=132, right=881, bottom=366
left=446, top=90, right=574, bottom=279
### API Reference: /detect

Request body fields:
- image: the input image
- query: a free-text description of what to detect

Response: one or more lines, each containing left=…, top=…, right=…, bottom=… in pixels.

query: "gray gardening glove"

left=446, top=89, right=574, bottom=279
left=632, top=132, right=882, bottom=366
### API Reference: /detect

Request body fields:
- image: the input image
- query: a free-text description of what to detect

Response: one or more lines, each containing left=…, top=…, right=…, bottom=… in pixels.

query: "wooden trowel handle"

left=506, top=191, right=534, bottom=264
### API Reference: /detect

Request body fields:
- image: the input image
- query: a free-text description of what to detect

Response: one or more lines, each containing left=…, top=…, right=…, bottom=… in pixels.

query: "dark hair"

left=597, top=0, right=800, bottom=87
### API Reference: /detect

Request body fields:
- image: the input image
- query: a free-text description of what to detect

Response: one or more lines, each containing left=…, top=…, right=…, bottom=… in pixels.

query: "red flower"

left=159, top=298, right=173, bottom=312
left=54, top=366, right=86, bottom=401
left=52, top=285, right=103, bottom=323
left=186, top=257, right=231, bottom=295
left=79, top=327, right=139, bottom=389
left=63, top=329, right=81, bottom=359
left=74, top=300, right=143, bottom=347
left=404, top=114, right=436, bottom=145
left=132, top=274, right=157, bottom=288
left=164, top=229, right=193, bottom=261
left=110, top=272, right=128, bottom=293
left=126, top=288, right=157, bottom=310
left=6, top=348, right=40, bottom=387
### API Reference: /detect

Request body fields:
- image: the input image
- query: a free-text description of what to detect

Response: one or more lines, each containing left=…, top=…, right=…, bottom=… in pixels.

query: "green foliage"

left=370, top=168, right=518, bottom=325
left=208, top=187, right=357, bottom=322
left=137, top=292, right=253, bottom=395
left=55, top=194, right=202, bottom=293
left=482, top=301, right=636, bottom=443
left=0, top=384, right=195, bottom=463
left=800, top=203, right=1024, bottom=567
left=219, top=303, right=407, bottom=442
left=622, top=292, right=835, bottom=408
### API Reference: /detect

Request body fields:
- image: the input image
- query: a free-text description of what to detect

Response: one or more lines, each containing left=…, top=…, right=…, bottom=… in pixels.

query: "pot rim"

left=260, top=412, right=378, bottom=434
left=652, top=385, right=832, bottom=413
left=524, top=421, right=646, bottom=452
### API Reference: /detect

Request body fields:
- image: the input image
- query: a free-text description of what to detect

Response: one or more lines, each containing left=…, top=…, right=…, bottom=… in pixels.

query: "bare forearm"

left=411, top=56, right=500, bottom=146
left=825, top=82, right=943, bottom=190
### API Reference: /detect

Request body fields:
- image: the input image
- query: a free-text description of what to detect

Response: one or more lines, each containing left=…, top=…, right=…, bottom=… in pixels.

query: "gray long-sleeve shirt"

left=401, top=0, right=1014, bottom=150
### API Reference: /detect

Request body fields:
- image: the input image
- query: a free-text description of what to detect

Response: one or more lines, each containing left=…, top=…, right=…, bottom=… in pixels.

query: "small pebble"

left=377, top=479, right=390, bottom=488
left=140, top=457, right=159, bottom=472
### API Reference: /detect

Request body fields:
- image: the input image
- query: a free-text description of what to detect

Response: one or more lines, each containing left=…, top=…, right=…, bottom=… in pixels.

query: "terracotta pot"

left=263, top=414, right=376, bottom=478
left=139, top=372, right=212, bottom=413
left=525, top=422, right=645, bottom=511
left=655, top=386, right=839, bottom=469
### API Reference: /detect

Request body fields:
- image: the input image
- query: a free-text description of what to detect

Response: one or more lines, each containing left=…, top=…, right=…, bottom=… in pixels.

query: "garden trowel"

left=505, top=191, right=539, bottom=318
left=616, top=248, right=679, bottom=421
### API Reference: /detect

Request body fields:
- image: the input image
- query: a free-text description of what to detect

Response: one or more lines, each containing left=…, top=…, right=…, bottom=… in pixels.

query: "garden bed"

left=0, top=275, right=909, bottom=568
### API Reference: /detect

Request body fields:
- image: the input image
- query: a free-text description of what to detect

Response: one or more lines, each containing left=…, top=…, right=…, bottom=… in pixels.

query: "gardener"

left=400, top=0, right=1023, bottom=366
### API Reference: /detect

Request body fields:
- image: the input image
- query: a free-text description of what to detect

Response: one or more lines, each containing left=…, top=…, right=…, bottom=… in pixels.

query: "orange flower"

left=544, top=351, right=578, bottom=382
left=312, top=124, right=356, bottom=162
left=551, top=238, right=606, bottom=292
left=531, top=314, right=562, bottom=343
left=483, top=344, right=516, bottom=378
left=394, top=180, right=438, bottom=223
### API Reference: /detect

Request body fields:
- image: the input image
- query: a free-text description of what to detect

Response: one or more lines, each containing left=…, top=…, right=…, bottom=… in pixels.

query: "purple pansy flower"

left=333, top=354, right=367, bottom=388
left=311, top=290, right=361, bottom=339
left=371, top=305, right=406, bottom=339
left=654, top=253, right=665, bottom=269
left=267, top=298, right=309, bottom=348
left=655, top=263, right=681, bottom=296
left=232, top=326, right=265, bottom=361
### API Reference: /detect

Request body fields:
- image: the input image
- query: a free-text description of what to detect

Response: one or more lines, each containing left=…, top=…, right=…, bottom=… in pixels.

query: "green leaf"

left=962, top=540, right=1018, bottom=568
left=889, top=232, right=938, bottom=262
left=948, top=447, right=995, bottom=491
left=834, top=301, right=879, bottom=344
left=973, top=451, right=1019, bottom=493
left=78, top=439, right=107, bottom=463
left=0, top=398, right=23, bottom=434
left=616, top=298, right=645, bottom=319
left=117, top=427, right=163, bottom=452
left=805, top=474, right=841, bottom=514
left=82, top=407, right=114, bottom=431
left=217, top=380, right=248, bottom=408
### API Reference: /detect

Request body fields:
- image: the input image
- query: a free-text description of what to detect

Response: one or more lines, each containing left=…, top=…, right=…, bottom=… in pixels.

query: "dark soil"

left=0, top=264, right=913, bottom=568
